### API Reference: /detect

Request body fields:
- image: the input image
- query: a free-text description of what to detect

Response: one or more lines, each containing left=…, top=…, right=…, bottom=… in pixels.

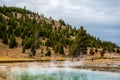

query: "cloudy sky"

left=0, top=0, right=120, bottom=46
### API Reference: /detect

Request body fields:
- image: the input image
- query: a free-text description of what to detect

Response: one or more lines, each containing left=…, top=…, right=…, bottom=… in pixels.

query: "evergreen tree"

left=59, top=19, right=66, bottom=26
left=90, top=48, right=94, bottom=55
left=46, top=49, right=51, bottom=56
left=45, top=39, right=51, bottom=47
left=2, top=32, right=8, bottom=44
left=41, top=48, right=43, bottom=54
left=46, top=46, right=49, bottom=51
left=58, top=44, right=64, bottom=55
left=70, top=26, right=88, bottom=57
left=54, top=45, right=58, bottom=53
left=0, top=22, right=6, bottom=39
left=100, top=49, right=105, bottom=58
left=21, top=32, right=25, bottom=39
left=116, top=48, right=120, bottom=53
left=95, top=48, right=98, bottom=53
left=9, top=34, right=17, bottom=48
left=22, top=44, right=26, bottom=53
left=31, top=44, right=36, bottom=56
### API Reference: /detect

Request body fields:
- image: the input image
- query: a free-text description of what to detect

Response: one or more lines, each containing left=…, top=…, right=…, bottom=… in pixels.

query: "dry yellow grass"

left=0, top=38, right=120, bottom=63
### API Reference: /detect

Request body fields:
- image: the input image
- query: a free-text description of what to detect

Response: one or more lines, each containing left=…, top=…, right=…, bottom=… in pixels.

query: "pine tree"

left=70, top=26, right=88, bottom=57
left=54, top=45, right=58, bottom=53
left=46, top=49, right=51, bottom=56
left=45, top=39, right=51, bottom=47
left=31, top=44, right=36, bottom=56
left=9, top=34, right=17, bottom=48
left=116, top=48, right=120, bottom=53
left=90, top=48, right=94, bottom=55
left=2, top=32, right=8, bottom=44
left=100, top=49, right=105, bottom=58
left=58, top=44, right=64, bottom=55
left=59, top=19, right=66, bottom=26
left=41, top=48, right=43, bottom=54
left=22, top=44, right=26, bottom=53
left=95, top=48, right=98, bottom=53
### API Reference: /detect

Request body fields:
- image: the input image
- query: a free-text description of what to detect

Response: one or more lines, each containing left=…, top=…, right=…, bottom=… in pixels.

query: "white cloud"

left=50, top=0, right=61, bottom=7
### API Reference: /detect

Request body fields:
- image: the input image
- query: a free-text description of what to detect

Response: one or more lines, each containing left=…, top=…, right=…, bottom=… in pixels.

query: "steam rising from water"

left=6, top=62, right=120, bottom=80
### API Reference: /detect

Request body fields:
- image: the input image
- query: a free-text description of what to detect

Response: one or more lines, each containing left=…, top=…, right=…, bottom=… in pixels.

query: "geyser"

left=7, top=63, right=120, bottom=80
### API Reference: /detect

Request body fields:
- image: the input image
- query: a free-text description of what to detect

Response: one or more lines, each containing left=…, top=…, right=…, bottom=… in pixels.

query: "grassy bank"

left=0, top=57, right=66, bottom=63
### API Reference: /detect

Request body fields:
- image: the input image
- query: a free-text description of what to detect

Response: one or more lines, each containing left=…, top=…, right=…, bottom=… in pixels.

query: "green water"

left=7, top=67, right=120, bottom=80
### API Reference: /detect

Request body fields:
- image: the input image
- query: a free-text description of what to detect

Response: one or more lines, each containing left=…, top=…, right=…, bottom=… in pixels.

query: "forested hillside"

left=0, top=6, right=119, bottom=58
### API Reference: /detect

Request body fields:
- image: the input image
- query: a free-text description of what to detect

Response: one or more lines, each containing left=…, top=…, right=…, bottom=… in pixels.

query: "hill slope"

left=0, top=6, right=119, bottom=59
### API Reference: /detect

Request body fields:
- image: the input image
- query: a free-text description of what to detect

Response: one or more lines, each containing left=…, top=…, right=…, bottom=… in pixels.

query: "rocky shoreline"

left=72, top=66, right=120, bottom=73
